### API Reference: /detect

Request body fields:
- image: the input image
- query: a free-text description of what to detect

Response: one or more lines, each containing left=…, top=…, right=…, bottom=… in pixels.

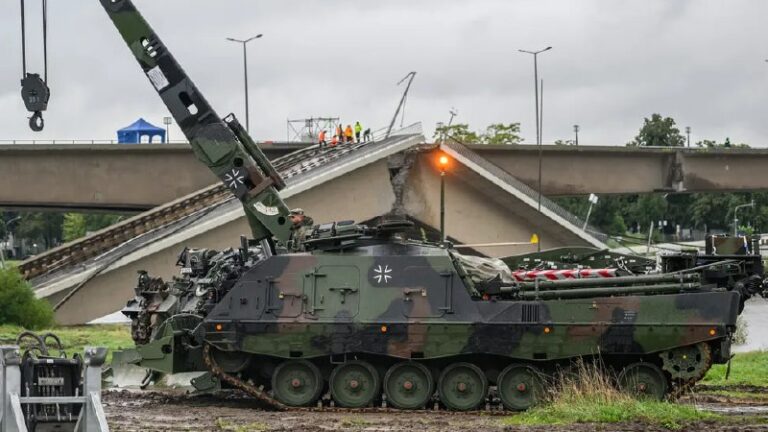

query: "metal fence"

left=0, top=139, right=196, bottom=145
left=0, top=139, right=191, bottom=145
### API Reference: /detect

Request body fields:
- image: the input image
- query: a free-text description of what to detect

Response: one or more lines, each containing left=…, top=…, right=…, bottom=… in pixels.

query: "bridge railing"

left=0, top=139, right=192, bottom=145
left=0, top=127, right=422, bottom=146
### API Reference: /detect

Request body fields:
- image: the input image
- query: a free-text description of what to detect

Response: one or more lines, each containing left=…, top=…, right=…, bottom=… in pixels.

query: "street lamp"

left=574, top=124, right=579, bottom=146
left=163, top=116, right=172, bottom=143
left=519, top=46, right=552, bottom=215
left=448, top=108, right=458, bottom=127
left=733, top=201, right=755, bottom=236
left=438, top=154, right=450, bottom=242
left=685, top=126, right=691, bottom=148
left=226, top=34, right=263, bottom=132
left=583, top=193, right=599, bottom=230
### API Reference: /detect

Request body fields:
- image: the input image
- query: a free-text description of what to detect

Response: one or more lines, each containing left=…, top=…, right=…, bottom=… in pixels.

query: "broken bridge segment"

left=30, top=126, right=609, bottom=324
left=32, top=128, right=428, bottom=324
left=438, top=140, right=608, bottom=250
left=20, top=127, right=425, bottom=281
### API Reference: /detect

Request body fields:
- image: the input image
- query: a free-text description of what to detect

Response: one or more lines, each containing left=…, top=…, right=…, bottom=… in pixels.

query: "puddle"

left=699, top=403, right=768, bottom=415
left=735, top=298, right=768, bottom=352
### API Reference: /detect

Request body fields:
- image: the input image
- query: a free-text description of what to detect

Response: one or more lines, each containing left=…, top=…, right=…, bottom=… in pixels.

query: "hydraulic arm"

left=99, top=0, right=292, bottom=245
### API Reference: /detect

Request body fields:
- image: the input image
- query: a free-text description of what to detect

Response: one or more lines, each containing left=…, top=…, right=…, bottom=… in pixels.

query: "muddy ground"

left=102, top=389, right=768, bottom=432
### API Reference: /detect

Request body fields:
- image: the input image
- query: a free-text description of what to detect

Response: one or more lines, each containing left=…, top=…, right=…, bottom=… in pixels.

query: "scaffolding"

left=286, top=117, right=340, bottom=143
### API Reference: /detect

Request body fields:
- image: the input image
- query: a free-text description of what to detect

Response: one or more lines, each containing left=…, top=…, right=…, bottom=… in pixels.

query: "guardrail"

left=0, top=139, right=191, bottom=145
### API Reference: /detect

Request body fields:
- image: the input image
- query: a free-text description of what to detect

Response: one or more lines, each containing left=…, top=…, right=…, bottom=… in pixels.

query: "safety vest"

left=354, top=123, right=362, bottom=133
left=345, top=126, right=353, bottom=137
left=318, top=130, right=326, bottom=141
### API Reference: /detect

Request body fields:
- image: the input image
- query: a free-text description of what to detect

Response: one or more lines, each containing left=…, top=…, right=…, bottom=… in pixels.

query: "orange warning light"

left=381, top=325, right=388, bottom=333
left=439, top=155, right=449, bottom=166
left=709, top=328, right=717, bottom=336
left=215, top=324, right=223, bottom=331
left=543, top=326, right=551, bottom=334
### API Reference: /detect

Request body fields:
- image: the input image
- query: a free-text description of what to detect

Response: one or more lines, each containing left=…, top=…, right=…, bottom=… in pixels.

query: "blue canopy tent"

left=117, top=118, right=166, bottom=144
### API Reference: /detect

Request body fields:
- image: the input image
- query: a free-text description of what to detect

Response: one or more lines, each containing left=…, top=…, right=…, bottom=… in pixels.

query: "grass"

left=215, top=418, right=268, bottom=432
left=506, top=398, right=718, bottom=430
left=2, top=260, right=20, bottom=268
left=0, top=324, right=133, bottom=362
left=340, top=416, right=371, bottom=427
left=506, top=360, right=721, bottom=430
left=702, top=351, right=768, bottom=386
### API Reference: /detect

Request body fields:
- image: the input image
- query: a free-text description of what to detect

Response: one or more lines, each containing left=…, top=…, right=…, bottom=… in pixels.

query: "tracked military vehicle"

left=102, top=0, right=766, bottom=411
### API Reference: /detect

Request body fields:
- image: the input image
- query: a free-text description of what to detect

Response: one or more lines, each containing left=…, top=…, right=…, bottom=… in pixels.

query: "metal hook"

left=29, top=111, right=44, bottom=131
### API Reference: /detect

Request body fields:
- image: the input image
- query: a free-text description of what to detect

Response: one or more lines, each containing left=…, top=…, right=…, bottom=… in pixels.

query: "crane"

left=99, top=0, right=293, bottom=247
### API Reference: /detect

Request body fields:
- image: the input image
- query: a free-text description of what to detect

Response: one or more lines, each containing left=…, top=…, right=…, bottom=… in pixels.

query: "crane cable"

left=19, top=0, right=50, bottom=132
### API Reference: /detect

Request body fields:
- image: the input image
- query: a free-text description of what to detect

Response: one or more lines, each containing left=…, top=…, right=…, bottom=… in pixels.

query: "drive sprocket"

left=659, top=342, right=712, bottom=382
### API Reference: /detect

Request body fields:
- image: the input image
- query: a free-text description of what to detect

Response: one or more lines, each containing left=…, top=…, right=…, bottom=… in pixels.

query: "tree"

left=434, top=122, right=523, bottom=145
left=696, top=139, right=750, bottom=149
left=482, top=123, right=523, bottom=145
left=62, top=213, right=87, bottom=242
left=433, top=123, right=480, bottom=143
left=0, top=213, right=8, bottom=239
left=628, top=114, right=685, bottom=147
left=0, top=267, right=54, bottom=328
left=63, top=213, right=123, bottom=242
left=15, top=212, right=64, bottom=250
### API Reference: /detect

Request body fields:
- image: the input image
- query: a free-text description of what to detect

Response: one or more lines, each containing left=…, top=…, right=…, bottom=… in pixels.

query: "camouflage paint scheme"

left=204, top=243, right=737, bottom=362
left=100, top=0, right=292, bottom=244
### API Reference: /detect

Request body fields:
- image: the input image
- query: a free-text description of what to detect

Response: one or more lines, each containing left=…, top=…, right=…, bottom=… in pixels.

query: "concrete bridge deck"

left=2, top=143, right=766, bottom=211
left=0, top=142, right=306, bottom=211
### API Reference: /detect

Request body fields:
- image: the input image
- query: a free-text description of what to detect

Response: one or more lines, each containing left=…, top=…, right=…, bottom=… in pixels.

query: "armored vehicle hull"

left=126, top=239, right=759, bottom=411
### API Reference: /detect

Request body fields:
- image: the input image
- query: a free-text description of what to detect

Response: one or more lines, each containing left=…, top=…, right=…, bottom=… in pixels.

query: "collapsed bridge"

left=20, top=128, right=606, bottom=324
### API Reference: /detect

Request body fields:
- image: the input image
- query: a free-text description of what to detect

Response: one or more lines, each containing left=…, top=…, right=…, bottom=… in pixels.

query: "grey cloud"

left=1, top=0, right=767, bottom=146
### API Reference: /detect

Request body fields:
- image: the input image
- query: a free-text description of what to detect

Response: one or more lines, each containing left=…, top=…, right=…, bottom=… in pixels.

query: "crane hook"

left=19, top=0, right=50, bottom=132
left=29, top=111, right=44, bottom=132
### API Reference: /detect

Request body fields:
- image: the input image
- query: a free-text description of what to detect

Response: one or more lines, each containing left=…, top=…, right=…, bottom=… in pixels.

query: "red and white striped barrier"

left=512, top=268, right=617, bottom=281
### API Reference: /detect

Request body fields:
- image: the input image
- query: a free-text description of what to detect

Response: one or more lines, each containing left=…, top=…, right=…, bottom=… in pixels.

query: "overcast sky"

left=2, top=0, right=767, bottom=146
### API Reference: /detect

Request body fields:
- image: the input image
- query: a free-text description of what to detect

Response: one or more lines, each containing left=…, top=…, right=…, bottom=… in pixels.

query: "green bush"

left=0, top=267, right=54, bottom=329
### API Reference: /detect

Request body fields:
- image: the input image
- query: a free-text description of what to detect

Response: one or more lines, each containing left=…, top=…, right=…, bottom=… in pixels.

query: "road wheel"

left=497, top=364, right=544, bottom=411
left=383, top=362, right=433, bottom=409
left=618, top=362, right=667, bottom=400
left=329, top=360, right=380, bottom=408
left=660, top=342, right=712, bottom=382
left=271, top=360, right=323, bottom=407
left=437, top=362, right=488, bottom=411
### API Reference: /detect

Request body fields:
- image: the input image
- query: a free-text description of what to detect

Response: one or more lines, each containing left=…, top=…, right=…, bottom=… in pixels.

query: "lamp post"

left=448, top=108, right=458, bottom=127
left=163, top=116, right=172, bottom=143
left=439, top=155, right=449, bottom=242
left=583, top=193, right=598, bottom=230
left=519, top=46, right=552, bottom=214
left=226, top=34, right=263, bottom=133
left=685, top=126, right=691, bottom=148
left=574, top=124, right=579, bottom=146
left=733, top=201, right=755, bottom=236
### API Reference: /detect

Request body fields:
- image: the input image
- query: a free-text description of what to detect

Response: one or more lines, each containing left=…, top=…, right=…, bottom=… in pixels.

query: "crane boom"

left=99, top=0, right=292, bottom=245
